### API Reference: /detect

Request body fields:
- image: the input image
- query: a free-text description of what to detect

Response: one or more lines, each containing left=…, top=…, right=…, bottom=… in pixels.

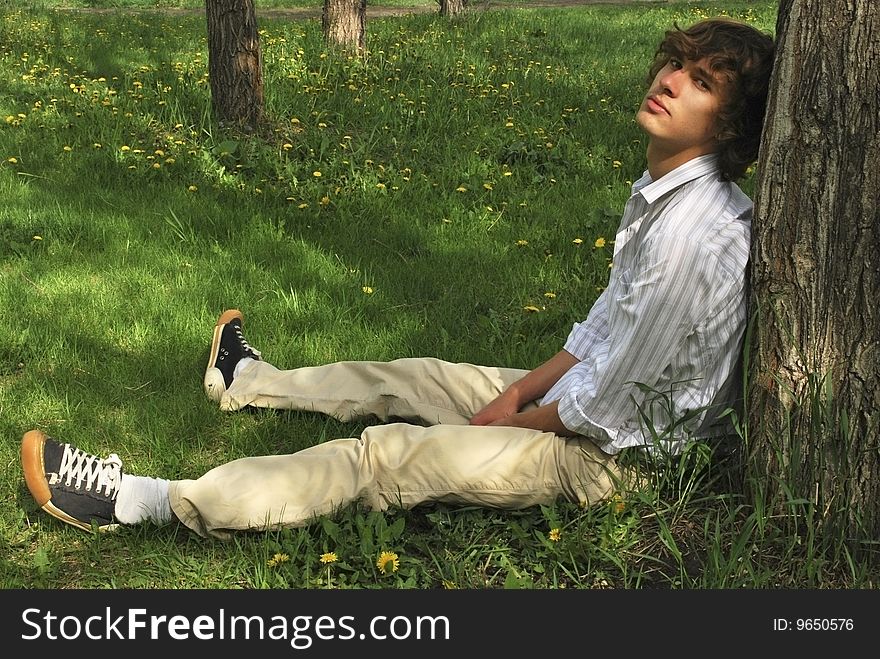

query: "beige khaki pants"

left=169, top=357, right=623, bottom=538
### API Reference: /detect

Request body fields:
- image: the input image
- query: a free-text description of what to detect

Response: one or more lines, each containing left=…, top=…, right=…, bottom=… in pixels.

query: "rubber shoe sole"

left=204, top=308, right=244, bottom=403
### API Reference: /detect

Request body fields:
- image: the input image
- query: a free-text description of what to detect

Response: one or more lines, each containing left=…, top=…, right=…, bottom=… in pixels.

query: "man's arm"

left=469, top=349, right=579, bottom=432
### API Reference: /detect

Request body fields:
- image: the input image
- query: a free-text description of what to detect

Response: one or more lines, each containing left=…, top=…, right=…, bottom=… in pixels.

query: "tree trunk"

left=439, top=0, right=468, bottom=17
left=205, top=0, right=264, bottom=129
left=322, top=0, right=366, bottom=53
left=747, top=0, right=880, bottom=546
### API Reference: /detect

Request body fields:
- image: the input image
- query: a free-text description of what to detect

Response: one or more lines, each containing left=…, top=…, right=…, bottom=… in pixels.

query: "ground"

left=62, top=0, right=659, bottom=21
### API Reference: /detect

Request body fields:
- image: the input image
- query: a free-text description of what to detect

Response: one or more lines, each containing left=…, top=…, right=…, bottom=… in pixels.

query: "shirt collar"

left=633, top=154, right=722, bottom=204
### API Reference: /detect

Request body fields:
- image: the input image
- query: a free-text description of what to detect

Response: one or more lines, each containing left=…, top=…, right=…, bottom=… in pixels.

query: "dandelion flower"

left=572, top=238, right=584, bottom=245
left=377, top=551, right=399, bottom=574
left=7, top=157, right=18, bottom=164
left=455, top=185, right=467, bottom=193
left=544, top=292, right=556, bottom=299
left=313, top=171, right=322, bottom=177
left=320, top=552, right=338, bottom=564
left=362, top=286, right=374, bottom=295
left=516, top=239, right=528, bottom=246
left=612, top=160, right=622, bottom=168
left=548, top=528, right=562, bottom=542
left=523, top=305, right=541, bottom=313
left=594, top=237, right=606, bottom=248
left=267, top=552, right=290, bottom=567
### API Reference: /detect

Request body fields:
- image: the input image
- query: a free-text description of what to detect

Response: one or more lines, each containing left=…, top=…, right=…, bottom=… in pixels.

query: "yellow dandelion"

left=7, top=157, right=18, bottom=164
left=377, top=551, right=399, bottom=574
left=32, top=235, right=42, bottom=241
left=572, top=238, right=584, bottom=245
left=313, top=170, right=322, bottom=177
left=548, top=528, right=562, bottom=542
left=362, top=286, right=374, bottom=295
left=120, top=145, right=130, bottom=152
left=298, top=203, right=309, bottom=209
left=612, top=160, right=622, bottom=168
left=320, top=552, right=338, bottom=564
left=455, top=185, right=468, bottom=193
left=523, top=305, right=541, bottom=313
left=483, top=182, right=493, bottom=190
left=376, top=182, right=386, bottom=190
left=320, top=196, right=330, bottom=206
left=544, top=292, right=556, bottom=299
left=267, top=552, right=290, bottom=567
left=282, top=143, right=293, bottom=151
left=516, top=239, right=528, bottom=246
left=62, top=145, right=72, bottom=152
left=187, top=185, right=198, bottom=192
left=594, top=237, right=606, bottom=248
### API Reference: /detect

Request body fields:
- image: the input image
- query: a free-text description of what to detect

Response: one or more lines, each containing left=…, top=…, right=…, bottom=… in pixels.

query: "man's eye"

left=669, top=58, right=682, bottom=69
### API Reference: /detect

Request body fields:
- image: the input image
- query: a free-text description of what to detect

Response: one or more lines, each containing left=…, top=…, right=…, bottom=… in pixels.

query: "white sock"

left=233, top=357, right=255, bottom=380
left=115, top=474, right=172, bottom=525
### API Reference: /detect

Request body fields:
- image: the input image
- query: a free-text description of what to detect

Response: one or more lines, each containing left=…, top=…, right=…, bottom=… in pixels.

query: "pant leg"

left=169, top=422, right=623, bottom=539
left=220, top=357, right=531, bottom=425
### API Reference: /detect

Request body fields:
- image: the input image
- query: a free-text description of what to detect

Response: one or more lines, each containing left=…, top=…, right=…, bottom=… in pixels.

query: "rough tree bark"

left=205, top=0, right=264, bottom=129
left=322, top=0, right=366, bottom=53
left=748, top=0, right=880, bottom=545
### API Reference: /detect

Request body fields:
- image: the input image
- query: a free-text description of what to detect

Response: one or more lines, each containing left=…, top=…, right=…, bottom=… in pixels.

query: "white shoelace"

left=233, top=324, right=261, bottom=358
left=51, top=444, right=123, bottom=500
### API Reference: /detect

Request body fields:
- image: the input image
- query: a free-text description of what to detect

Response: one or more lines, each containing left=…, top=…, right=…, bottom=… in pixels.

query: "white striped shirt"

left=542, top=154, right=752, bottom=455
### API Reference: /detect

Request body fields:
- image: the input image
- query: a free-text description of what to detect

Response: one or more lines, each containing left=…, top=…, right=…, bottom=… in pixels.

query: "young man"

left=20, top=17, right=775, bottom=538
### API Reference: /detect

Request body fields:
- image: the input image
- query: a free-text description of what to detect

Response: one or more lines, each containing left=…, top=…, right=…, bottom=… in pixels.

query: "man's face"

left=636, top=55, right=728, bottom=165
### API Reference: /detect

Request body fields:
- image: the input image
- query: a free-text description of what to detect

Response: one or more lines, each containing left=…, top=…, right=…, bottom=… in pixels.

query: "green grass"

left=2, top=0, right=876, bottom=590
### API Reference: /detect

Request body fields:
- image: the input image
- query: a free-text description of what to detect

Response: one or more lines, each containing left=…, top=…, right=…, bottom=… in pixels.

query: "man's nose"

left=658, top=69, right=683, bottom=96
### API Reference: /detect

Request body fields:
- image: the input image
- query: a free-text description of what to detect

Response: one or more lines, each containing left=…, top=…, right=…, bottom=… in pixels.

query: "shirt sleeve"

left=562, top=289, right=609, bottom=360
left=556, top=233, right=721, bottom=447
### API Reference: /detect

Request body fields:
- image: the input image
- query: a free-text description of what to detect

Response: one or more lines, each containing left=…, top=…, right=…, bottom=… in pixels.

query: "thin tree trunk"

left=439, top=0, right=468, bottom=17
left=322, top=0, right=366, bottom=53
left=205, top=0, right=264, bottom=129
left=748, top=0, right=880, bottom=545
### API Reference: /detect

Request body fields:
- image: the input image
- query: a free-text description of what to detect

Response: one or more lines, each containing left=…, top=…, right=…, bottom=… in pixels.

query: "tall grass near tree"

left=2, top=0, right=874, bottom=588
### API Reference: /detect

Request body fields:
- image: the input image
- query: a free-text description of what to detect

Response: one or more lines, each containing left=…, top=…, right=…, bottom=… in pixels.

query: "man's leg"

left=206, top=309, right=531, bottom=424
left=169, top=422, right=624, bottom=539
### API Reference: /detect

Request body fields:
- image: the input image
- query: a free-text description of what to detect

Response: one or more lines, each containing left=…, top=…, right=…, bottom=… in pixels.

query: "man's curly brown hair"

left=648, top=18, right=775, bottom=181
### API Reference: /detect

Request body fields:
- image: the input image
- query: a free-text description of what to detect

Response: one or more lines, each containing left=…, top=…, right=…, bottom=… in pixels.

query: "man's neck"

left=646, top=142, right=716, bottom=180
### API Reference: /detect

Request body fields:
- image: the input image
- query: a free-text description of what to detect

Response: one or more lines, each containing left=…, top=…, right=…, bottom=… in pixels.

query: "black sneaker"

left=203, top=308, right=262, bottom=402
left=20, top=429, right=121, bottom=532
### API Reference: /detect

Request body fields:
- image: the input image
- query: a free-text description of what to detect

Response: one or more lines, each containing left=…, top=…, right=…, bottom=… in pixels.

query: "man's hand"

left=470, top=389, right=521, bottom=426
left=471, top=393, right=574, bottom=436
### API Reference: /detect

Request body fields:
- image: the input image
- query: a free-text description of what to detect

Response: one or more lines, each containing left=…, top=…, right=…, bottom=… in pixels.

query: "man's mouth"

left=646, top=95, right=669, bottom=115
